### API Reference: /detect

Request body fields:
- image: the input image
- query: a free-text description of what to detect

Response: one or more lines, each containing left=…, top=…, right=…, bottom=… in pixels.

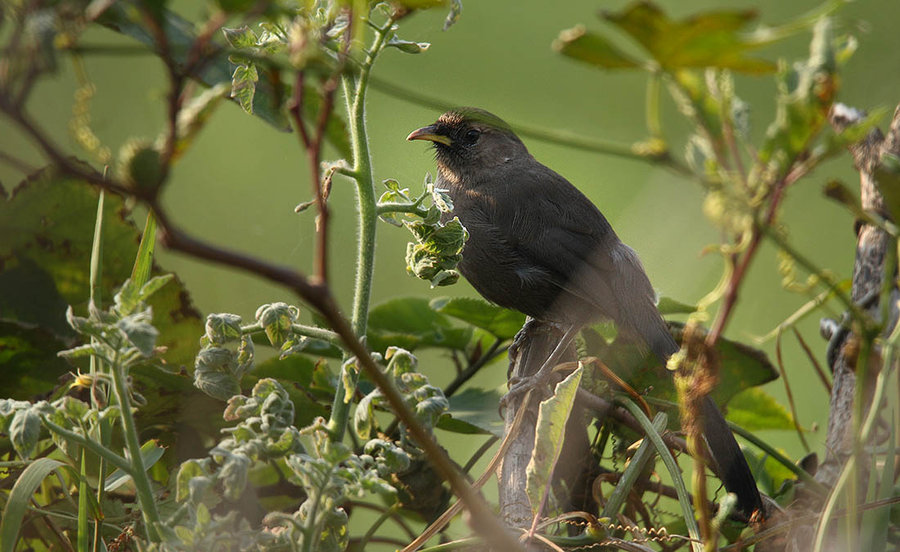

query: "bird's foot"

left=499, top=371, right=553, bottom=413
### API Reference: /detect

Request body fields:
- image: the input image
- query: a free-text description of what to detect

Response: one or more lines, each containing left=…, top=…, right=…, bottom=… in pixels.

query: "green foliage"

left=439, top=387, right=505, bottom=436
left=525, top=366, right=583, bottom=515
left=4, top=0, right=894, bottom=550
left=366, top=297, right=472, bottom=352
left=725, top=387, right=794, bottom=431
left=379, top=174, right=470, bottom=288
left=557, top=3, right=777, bottom=73
left=354, top=347, right=449, bottom=440
left=431, top=297, right=526, bottom=340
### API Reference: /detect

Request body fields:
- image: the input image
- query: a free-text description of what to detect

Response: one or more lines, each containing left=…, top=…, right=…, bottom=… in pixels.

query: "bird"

left=407, top=107, right=763, bottom=518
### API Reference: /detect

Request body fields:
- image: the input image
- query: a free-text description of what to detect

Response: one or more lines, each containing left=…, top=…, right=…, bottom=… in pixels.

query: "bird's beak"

left=407, top=125, right=452, bottom=146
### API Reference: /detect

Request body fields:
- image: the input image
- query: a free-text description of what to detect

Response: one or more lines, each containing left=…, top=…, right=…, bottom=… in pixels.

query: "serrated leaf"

left=756, top=18, right=838, bottom=178
left=601, top=3, right=776, bottom=73
left=725, top=387, right=794, bottom=431
left=97, top=2, right=290, bottom=130
left=554, top=25, right=640, bottom=70
left=231, top=63, right=258, bottom=115
left=430, top=296, right=525, bottom=340
left=526, top=366, right=583, bottom=515
left=0, top=166, right=203, bottom=377
left=222, top=26, right=258, bottom=49
left=586, top=322, right=777, bottom=415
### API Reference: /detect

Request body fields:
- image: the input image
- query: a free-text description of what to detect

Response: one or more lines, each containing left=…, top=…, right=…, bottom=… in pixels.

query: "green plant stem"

left=376, top=202, right=429, bottom=217
left=418, top=538, right=481, bottom=552
left=108, top=358, right=163, bottom=542
left=41, top=420, right=130, bottom=473
left=241, top=322, right=341, bottom=345
left=357, top=503, right=398, bottom=551
left=326, top=19, right=392, bottom=441
left=77, top=452, right=90, bottom=552
left=646, top=71, right=663, bottom=139
left=300, top=468, right=335, bottom=552
left=729, top=423, right=828, bottom=494
left=761, top=224, right=862, bottom=319
left=618, top=398, right=703, bottom=552
left=601, top=412, right=667, bottom=519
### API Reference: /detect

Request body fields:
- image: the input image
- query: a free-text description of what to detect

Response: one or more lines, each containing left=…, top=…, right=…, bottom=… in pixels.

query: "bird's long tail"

left=645, top=320, right=763, bottom=518
left=700, top=395, right=763, bottom=516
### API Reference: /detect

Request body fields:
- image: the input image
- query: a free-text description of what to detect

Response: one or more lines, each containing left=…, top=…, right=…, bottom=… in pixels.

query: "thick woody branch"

left=817, top=102, right=900, bottom=486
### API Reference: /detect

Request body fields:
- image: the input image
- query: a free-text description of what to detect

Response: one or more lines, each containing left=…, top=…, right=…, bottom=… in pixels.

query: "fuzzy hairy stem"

left=325, top=18, right=392, bottom=441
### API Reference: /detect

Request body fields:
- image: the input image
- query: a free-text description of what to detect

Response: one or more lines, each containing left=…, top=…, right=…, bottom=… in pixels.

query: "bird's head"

left=407, top=108, right=528, bottom=183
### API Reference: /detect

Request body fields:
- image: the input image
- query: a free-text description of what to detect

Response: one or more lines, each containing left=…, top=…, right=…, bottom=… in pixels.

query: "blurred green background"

left=4, top=0, right=900, bottom=473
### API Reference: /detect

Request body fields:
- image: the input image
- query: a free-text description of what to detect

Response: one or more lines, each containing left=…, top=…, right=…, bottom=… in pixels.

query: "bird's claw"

left=499, top=373, right=551, bottom=414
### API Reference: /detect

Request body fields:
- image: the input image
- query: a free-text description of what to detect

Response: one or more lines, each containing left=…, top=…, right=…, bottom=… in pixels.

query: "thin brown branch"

left=575, top=389, right=688, bottom=454
left=443, top=338, right=505, bottom=397
left=1, top=79, right=523, bottom=552
left=462, top=435, right=499, bottom=475
left=775, top=331, right=812, bottom=452
left=792, top=327, right=832, bottom=393
left=346, top=501, right=417, bottom=540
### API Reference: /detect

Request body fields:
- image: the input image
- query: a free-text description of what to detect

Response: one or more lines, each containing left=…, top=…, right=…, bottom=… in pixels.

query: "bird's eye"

left=463, top=128, right=481, bottom=145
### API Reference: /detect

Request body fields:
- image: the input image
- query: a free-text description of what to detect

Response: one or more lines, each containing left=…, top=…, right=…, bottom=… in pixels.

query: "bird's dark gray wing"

left=496, top=167, right=669, bottom=348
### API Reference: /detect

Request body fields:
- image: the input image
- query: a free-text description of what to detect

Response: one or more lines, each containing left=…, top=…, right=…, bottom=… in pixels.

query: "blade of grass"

left=618, top=397, right=703, bottom=552
left=601, top=411, right=667, bottom=519
left=131, top=212, right=157, bottom=288
left=1, top=458, right=69, bottom=551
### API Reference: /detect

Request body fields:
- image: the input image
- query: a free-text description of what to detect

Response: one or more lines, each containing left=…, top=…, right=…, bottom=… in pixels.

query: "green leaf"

left=601, top=412, right=667, bottom=518
left=0, top=458, right=71, bottom=552
left=129, top=211, right=158, bottom=290
left=553, top=25, right=640, bottom=70
left=96, top=1, right=291, bottom=131
left=656, top=295, right=697, bottom=316
left=0, top=320, right=75, bottom=400
left=386, top=36, right=430, bottom=54
left=10, top=407, right=42, bottom=459
left=194, top=347, right=241, bottom=400
left=526, top=366, right=583, bottom=515
left=0, top=166, right=203, bottom=373
left=366, top=297, right=472, bottom=353
left=404, top=216, right=468, bottom=288
left=104, top=439, right=166, bottom=492
left=743, top=448, right=798, bottom=496
left=725, top=387, right=794, bottom=431
left=354, top=390, right=379, bottom=440
left=175, top=459, right=207, bottom=503
left=231, top=63, right=259, bottom=115
left=601, top=3, right=776, bottom=73
left=440, top=387, right=504, bottom=437
left=117, top=312, right=159, bottom=356
left=222, top=25, right=258, bottom=49
left=430, top=297, right=525, bottom=340
left=585, top=322, right=777, bottom=414
left=756, top=17, right=838, bottom=178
